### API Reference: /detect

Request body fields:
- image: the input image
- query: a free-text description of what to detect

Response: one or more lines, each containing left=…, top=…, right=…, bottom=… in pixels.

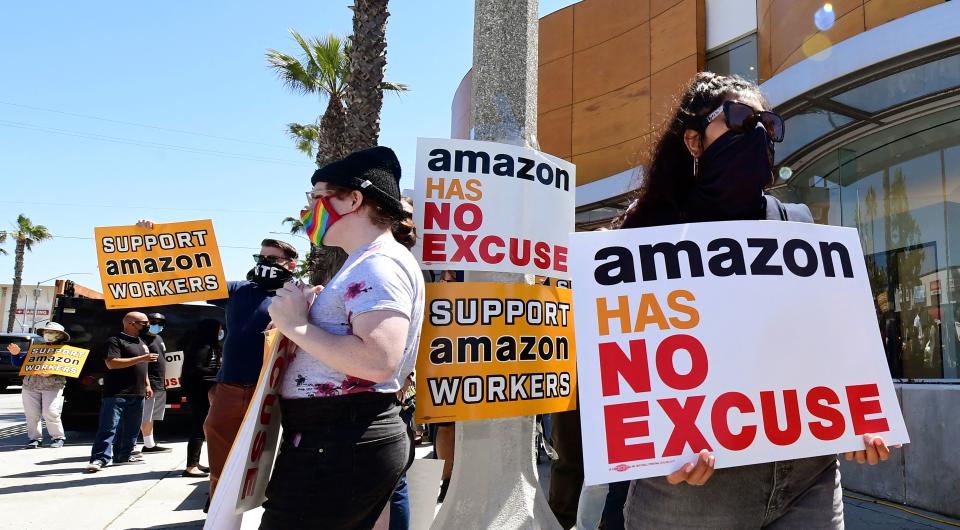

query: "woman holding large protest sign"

left=6, top=322, right=70, bottom=449
left=617, top=72, right=895, bottom=529
left=263, top=146, right=424, bottom=529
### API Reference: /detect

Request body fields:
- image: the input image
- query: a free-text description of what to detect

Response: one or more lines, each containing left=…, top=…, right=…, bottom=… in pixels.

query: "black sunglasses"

left=253, top=254, right=293, bottom=265
left=706, top=100, right=785, bottom=143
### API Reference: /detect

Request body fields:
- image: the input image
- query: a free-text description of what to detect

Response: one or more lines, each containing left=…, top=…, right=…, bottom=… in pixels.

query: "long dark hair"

left=620, top=72, right=765, bottom=229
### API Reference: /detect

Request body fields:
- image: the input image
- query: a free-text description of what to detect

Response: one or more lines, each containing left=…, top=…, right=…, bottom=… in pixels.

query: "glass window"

left=788, top=113, right=960, bottom=379
left=775, top=108, right=854, bottom=164
left=831, top=53, right=960, bottom=113
left=706, top=34, right=758, bottom=84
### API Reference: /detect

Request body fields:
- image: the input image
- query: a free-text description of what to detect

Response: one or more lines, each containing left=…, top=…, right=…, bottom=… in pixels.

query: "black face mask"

left=683, top=124, right=774, bottom=223
left=247, top=262, right=293, bottom=291
left=139, top=327, right=152, bottom=339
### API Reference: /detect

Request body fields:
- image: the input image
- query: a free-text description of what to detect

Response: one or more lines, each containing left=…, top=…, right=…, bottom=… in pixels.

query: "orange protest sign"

left=415, top=282, right=577, bottom=423
left=18, top=345, right=90, bottom=378
left=94, top=219, right=228, bottom=309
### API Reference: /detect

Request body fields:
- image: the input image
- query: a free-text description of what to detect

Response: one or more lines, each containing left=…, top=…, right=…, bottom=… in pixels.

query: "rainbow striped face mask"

left=299, top=196, right=343, bottom=246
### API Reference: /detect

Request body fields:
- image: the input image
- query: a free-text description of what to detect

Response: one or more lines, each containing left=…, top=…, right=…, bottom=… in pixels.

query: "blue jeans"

left=90, top=395, right=144, bottom=463
left=389, top=474, right=410, bottom=530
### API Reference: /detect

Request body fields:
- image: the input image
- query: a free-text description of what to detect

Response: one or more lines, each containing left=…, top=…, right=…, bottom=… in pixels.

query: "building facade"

left=0, top=280, right=103, bottom=333
left=450, top=0, right=959, bottom=517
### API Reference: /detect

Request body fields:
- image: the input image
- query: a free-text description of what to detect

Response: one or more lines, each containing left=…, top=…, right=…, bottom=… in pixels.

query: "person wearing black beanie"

left=261, top=146, right=425, bottom=529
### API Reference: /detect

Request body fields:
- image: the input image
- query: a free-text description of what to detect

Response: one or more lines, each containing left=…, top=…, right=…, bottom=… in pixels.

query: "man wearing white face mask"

left=6, top=322, right=70, bottom=448
left=139, top=312, right=172, bottom=454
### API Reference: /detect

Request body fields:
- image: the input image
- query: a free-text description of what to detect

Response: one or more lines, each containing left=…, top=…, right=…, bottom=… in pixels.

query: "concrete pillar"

left=430, top=1, right=563, bottom=529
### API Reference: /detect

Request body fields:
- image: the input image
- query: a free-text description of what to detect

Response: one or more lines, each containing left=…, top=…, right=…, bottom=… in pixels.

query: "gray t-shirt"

left=280, top=236, right=425, bottom=399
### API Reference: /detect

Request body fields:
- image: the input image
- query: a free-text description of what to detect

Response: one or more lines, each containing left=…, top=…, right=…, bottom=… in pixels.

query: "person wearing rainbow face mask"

left=262, top=146, right=424, bottom=529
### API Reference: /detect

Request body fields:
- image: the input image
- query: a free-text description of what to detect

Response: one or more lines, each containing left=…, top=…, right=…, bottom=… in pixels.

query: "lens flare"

left=815, top=4, right=836, bottom=31
left=779, top=166, right=794, bottom=181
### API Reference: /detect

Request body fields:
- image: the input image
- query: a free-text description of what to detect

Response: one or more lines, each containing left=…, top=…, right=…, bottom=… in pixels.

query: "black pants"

left=260, top=392, right=413, bottom=530
left=184, top=381, right=213, bottom=468
left=549, top=408, right=583, bottom=529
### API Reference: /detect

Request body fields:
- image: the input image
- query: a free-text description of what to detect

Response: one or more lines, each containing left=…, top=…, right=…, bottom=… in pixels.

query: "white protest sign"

left=205, top=330, right=291, bottom=529
left=413, top=138, right=575, bottom=278
left=569, top=221, right=909, bottom=485
left=163, top=351, right=184, bottom=389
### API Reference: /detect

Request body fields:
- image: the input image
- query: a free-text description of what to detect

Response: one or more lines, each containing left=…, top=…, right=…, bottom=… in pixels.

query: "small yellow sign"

left=19, top=345, right=90, bottom=378
left=415, top=282, right=577, bottom=423
left=94, top=219, right=229, bottom=309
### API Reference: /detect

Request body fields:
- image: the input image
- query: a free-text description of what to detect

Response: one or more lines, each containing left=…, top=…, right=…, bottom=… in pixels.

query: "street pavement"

left=1, top=388, right=957, bottom=530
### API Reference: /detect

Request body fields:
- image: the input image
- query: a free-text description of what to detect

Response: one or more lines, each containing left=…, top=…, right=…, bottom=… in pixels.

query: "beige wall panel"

left=757, top=8, right=773, bottom=82
left=768, top=0, right=862, bottom=74
left=573, top=135, right=648, bottom=185
left=864, top=0, right=941, bottom=29
left=538, top=106, right=574, bottom=159
left=651, top=0, right=683, bottom=17
left=572, top=23, right=651, bottom=102
left=758, top=0, right=771, bottom=20
left=539, top=55, right=574, bottom=113
left=651, top=54, right=697, bottom=126
left=572, top=77, right=651, bottom=155
left=650, top=0, right=700, bottom=73
left=573, top=0, right=651, bottom=52
left=540, top=6, right=575, bottom=64
left=773, top=7, right=865, bottom=75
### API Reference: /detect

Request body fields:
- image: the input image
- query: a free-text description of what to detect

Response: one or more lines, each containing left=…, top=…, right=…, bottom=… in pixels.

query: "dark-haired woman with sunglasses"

left=618, top=72, right=896, bottom=530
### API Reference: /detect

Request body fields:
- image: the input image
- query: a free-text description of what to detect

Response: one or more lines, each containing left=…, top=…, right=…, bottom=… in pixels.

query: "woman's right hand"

left=136, top=219, right=155, bottom=229
left=666, top=449, right=715, bottom=486
left=6, top=343, right=20, bottom=355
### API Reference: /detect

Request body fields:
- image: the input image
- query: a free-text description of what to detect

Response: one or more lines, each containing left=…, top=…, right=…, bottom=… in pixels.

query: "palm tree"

left=2, top=215, right=52, bottom=332
left=267, top=31, right=350, bottom=168
left=345, top=0, right=391, bottom=151
left=267, top=30, right=408, bottom=166
left=268, top=27, right=406, bottom=285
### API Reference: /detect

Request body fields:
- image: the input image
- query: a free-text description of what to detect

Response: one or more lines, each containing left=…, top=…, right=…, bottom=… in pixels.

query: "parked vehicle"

left=0, top=333, right=46, bottom=390
left=53, top=296, right=224, bottom=428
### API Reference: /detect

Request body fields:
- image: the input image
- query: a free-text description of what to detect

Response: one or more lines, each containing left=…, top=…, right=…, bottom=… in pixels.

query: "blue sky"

left=0, top=1, right=576, bottom=289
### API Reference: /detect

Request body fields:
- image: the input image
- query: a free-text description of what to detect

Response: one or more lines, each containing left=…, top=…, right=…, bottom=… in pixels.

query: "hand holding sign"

left=569, top=221, right=909, bottom=485
left=267, top=281, right=311, bottom=334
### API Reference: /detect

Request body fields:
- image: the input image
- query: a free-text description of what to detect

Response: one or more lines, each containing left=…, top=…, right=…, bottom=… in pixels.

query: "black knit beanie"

left=310, top=146, right=404, bottom=216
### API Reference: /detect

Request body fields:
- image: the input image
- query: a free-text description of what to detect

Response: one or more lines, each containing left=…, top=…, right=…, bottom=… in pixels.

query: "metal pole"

left=431, top=1, right=562, bottom=528
left=30, top=284, right=40, bottom=333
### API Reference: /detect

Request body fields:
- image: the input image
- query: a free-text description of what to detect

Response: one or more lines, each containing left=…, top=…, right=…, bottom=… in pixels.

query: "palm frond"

left=266, top=49, right=317, bottom=95
left=287, top=122, right=321, bottom=158
left=382, top=81, right=409, bottom=99
left=282, top=216, right=305, bottom=235
left=382, top=81, right=409, bottom=93
left=312, top=34, right=347, bottom=98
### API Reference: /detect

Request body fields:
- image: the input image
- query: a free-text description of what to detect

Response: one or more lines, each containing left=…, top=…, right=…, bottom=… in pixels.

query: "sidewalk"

left=1, top=389, right=958, bottom=530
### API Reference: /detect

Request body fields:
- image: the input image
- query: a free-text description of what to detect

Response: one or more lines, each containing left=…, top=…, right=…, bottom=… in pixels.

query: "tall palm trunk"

left=309, top=94, right=350, bottom=287
left=345, top=0, right=389, bottom=151
left=316, top=94, right=349, bottom=168
left=6, top=240, right=26, bottom=332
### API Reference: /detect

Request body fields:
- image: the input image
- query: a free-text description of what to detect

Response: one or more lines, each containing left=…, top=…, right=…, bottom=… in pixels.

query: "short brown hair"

left=260, top=239, right=298, bottom=260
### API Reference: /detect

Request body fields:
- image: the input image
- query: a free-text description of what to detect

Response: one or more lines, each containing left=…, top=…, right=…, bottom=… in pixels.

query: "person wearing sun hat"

left=6, top=322, right=71, bottom=448
left=259, top=146, right=424, bottom=528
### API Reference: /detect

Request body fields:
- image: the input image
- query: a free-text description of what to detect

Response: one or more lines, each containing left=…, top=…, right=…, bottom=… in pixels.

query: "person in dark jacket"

left=181, top=318, right=223, bottom=478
